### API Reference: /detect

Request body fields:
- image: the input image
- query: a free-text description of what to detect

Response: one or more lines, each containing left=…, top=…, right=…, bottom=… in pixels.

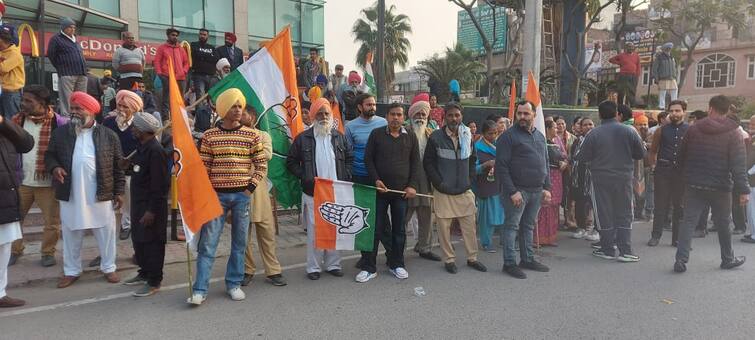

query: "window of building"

left=205, top=0, right=234, bottom=33
left=249, top=0, right=275, bottom=38
left=89, top=0, right=120, bottom=16
left=276, top=0, right=301, bottom=42
left=641, top=65, right=650, bottom=86
left=139, top=0, right=233, bottom=44
left=300, top=1, right=325, bottom=46
left=748, top=55, right=755, bottom=80
left=696, top=53, right=736, bottom=88
left=139, top=0, right=172, bottom=25
left=172, top=0, right=203, bottom=29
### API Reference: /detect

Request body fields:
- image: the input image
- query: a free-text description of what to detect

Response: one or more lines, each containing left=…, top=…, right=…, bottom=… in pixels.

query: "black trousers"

left=676, top=187, right=735, bottom=264
left=133, top=240, right=166, bottom=287
left=574, top=193, right=593, bottom=229
left=617, top=74, right=638, bottom=107
left=592, top=178, right=634, bottom=256
left=357, top=195, right=407, bottom=273
left=732, top=191, right=747, bottom=231
left=651, top=169, right=684, bottom=242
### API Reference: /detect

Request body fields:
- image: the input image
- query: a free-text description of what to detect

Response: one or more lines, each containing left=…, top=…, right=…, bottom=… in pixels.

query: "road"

left=2, top=222, right=754, bottom=339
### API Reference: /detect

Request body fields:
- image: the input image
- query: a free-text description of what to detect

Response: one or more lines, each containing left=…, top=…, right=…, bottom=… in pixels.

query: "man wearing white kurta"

left=45, top=92, right=125, bottom=288
left=0, top=113, right=34, bottom=308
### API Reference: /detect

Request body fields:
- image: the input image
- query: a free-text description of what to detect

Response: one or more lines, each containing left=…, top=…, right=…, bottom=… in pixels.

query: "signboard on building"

left=20, top=32, right=164, bottom=64
left=457, top=6, right=508, bottom=56
left=623, top=29, right=656, bottom=63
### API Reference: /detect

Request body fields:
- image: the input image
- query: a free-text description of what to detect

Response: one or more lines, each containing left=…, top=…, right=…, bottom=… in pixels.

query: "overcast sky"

left=324, top=0, right=460, bottom=74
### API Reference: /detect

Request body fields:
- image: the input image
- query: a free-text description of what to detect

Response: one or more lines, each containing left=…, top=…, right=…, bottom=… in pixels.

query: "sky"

left=324, top=0, right=460, bottom=74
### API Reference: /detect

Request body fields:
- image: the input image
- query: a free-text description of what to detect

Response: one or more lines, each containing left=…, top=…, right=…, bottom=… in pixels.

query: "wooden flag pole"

left=186, top=93, right=209, bottom=112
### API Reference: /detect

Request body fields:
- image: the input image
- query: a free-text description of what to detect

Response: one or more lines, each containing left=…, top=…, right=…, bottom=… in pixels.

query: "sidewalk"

left=7, top=213, right=307, bottom=288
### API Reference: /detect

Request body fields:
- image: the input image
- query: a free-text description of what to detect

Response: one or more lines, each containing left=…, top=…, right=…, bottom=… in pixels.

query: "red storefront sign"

left=19, top=32, right=164, bottom=64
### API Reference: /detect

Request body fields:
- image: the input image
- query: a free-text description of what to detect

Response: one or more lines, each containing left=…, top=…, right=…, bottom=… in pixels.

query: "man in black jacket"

left=190, top=28, right=217, bottom=99
left=0, top=112, right=34, bottom=308
left=215, top=32, right=244, bottom=71
left=674, top=95, right=749, bottom=273
left=286, top=98, right=352, bottom=280
left=496, top=100, right=552, bottom=279
left=424, top=102, right=487, bottom=274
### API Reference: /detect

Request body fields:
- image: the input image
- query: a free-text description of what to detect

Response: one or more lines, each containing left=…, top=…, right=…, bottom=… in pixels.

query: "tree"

left=352, top=2, right=412, bottom=96
left=613, top=0, right=648, bottom=47
left=561, top=0, right=618, bottom=105
left=448, top=0, right=525, bottom=101
left=415, top=43, right=486, bottom=102
left=654, top=0, right=749, bottom=92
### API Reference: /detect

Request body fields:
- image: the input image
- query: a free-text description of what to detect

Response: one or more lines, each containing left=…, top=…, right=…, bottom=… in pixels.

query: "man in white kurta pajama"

left=0, top=113, right=34, bottom=308
left=45, top=92, right=125, bottom=288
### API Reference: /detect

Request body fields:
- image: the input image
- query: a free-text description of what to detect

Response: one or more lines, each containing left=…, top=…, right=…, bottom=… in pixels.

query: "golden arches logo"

left=181, top=40, right=192, bottom=68
left=18, top=24, right=39, bottom=57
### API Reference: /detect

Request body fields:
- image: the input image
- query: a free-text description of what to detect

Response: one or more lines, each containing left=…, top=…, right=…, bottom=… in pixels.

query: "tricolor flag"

left=314, top=178, right=375, bottom=251
left=525, top=70, right=546, bottom=134
left=167, top=58, right=223, bottom=245
left=363, top=52, right=376, bottom=96
left=208, top=27, right=303, bottom=208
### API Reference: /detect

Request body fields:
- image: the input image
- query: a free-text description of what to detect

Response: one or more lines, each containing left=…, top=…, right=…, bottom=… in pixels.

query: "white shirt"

left=315, top=133, right=337, bottom=180
left=59, top=126, right=116, bottom=231
left=21, top=120, right=52, bottom=187
left=0, top=222, right=21, bottom=245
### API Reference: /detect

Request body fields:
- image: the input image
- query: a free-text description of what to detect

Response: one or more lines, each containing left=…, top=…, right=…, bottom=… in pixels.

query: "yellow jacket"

left=251, top=130, right=274, bottom=223
left=0, top=45, right=25, bottom=91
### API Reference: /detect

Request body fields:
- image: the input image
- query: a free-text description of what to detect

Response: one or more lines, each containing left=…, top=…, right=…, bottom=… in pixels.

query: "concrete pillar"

left=522, top=0, right=542, bottom=95
left=234, top=0, right=249, bottom=52
left=120, top=0, right=140, bottom=38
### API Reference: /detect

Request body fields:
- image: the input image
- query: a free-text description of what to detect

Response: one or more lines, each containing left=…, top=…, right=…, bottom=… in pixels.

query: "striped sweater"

left=199, top=125, right=267, bottom=193
left=46, top=33, right=87, bottom=76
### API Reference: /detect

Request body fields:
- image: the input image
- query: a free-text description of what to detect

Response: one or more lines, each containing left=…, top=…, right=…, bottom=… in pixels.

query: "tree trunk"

left=572, top=75, right=582, bottom=106
left=677, top=49, right=695, bottom=95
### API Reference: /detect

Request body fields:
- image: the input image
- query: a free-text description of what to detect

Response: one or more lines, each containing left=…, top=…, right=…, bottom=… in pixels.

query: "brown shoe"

left=0, top=296, right=26, bottom=308
left=104, top=272, right=120, bottom=283
left=57, top=275, right=79, bottom=288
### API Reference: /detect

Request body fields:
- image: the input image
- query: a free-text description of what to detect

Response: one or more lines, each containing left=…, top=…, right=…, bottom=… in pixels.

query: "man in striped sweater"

left=47, top=17, right=87, bottom=117
left=188, top=88, right=267, bottom=306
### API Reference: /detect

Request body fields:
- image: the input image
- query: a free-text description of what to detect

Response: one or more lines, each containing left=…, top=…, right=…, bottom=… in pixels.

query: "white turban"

left=216, top=58, right=231, bottom=72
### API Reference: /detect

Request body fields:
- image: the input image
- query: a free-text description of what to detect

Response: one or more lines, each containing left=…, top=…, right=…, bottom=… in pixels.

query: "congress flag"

left=314, top=178, right=376, bottom=251
left=525, top=70, right=546, bottom=134
left=167, top=58, right=223, bottom=245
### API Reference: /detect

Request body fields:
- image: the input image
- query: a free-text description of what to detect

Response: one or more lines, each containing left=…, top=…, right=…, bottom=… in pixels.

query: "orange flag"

left=167, top=58, right=222, bottom=243
left=331, top=101, right=346, bottom=134
left=508, top=79, right=517, bottom=120
left=525, top=70, right=545, bottom=134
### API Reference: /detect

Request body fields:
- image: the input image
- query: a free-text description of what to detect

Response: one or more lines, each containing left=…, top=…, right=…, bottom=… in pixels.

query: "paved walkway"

left=7, top=213, right=307, bottom=288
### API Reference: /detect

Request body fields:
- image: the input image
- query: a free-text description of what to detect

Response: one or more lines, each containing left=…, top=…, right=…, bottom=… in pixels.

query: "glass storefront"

left=248, top=0, right=324, bottom=56
left=138, top=0, right=234, bottom=46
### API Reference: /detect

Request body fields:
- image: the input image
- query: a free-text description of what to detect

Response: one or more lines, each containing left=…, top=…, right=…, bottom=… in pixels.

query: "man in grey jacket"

left=576, top=101, right=646, bottom=263
left=112, top=32, right=145, bottom=91
left=651, top=42, right=678, bottom=110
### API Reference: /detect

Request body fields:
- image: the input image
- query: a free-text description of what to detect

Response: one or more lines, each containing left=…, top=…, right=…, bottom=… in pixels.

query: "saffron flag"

left=508, top=79, right=517, bottom=120
left=167, top=58, right=223, bottom=245
left=314, top=178, right=376, bottom=251
left=331, top=101, right=345, bottom=134
left=208, top=27, right=303, bottom=208
left=525, top=70, right=546, bottom=134
left=364, top=52, right=376, bottom=96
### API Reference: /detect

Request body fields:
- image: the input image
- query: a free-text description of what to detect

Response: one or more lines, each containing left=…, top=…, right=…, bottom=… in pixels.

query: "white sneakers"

left=355, top=271, right=378, bottom=283
left=228, top=287, right=246, bottom=301
left=187, top=293, right=206, bottom=306
left=585, top=230, right=600, bottom=241
left=571, top=229, right=586, bottom=239
left=390, top=267, right=409, bottom=279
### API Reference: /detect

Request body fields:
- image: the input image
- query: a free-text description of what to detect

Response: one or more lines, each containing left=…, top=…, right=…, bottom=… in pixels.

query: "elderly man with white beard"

left=287, top=98, right=353, bottom=280
left=404, top=100, right=441, bottom=261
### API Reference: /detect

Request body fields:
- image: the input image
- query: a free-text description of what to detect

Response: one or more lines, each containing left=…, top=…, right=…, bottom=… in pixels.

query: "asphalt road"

left=2, top=222, right=755, bottom=339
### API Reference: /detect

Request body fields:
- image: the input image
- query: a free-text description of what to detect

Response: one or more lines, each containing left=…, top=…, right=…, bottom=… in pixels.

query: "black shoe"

left=692, top=229, right=706, bottom=238
left=707, top=227, right=717, bottom=233
left=721, top=256, right=746, bottom=269
left=519, top=260, right=550, bottom=272
left=326, top=269, right=344, bottom=277
left=444, top=262, right=458, bottom=274
left=88, top=256, right=101, bottom=267
left=40, top=255, right=57, bottom=267
left=267, top=274, right=287, bottom=286
left=503, top=265, right=527, bottom=279
left=467, top=261, right=487, bottom=272
left=733, top=229, right=746, bottom=235
left=742, top=236, right=755, bottom=244
left=119, top=227, right=131, bottom=240
left=674, top=261, right=687, bottom=273
left=419, top=251, right=442, bottom=261
left=306, top=272, right=320, bottom=280
left=590, top=241, right=602, bottom=250
left=647, top=238, right=660, bottom=247
left=241, top=274, right=254, bottom=286
left=8, top=254, right=19, bottom=266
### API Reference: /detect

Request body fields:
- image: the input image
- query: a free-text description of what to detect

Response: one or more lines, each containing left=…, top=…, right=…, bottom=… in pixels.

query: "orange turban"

left=634, top=114, right=648, bottom=125
left=70, top=91, right=101, bottom=115
left=309, top=98, right=332, bottom=117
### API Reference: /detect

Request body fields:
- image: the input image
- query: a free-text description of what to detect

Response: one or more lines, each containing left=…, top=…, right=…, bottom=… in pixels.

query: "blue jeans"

left=191, top=73, right=213, bottom=99
left=501, top=190, right=542, bottom=266
left=0, top=92, right=21, bottom=120
left=193, top=192, right=250, bottom=295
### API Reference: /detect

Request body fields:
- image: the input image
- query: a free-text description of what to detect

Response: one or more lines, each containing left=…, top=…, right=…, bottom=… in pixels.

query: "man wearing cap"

left=287, top=98, right=352, bottom=280
left=112, top=32, right=145, bottom=91
left=652, top=43, right=678, bottom=110
left=153, top=28, right=189, bottom=115
left=424, top=102, right=487, bottom=274
left=215, top=32, right=244, bottom=71
left=329, top=64, right=348, bottom=103
left=47, top=17, right=88, bottom=117
left=45, top=92, right=125, bottom=288
left=120, top=112, right=170, bottom=297
left=188, top=88, right=268, bottom=305
left=609, top=42, right=641, bottom=107
left=104, top=90, right=146, bottom=240
left=0, top=1, right=19, bottom=46
left=190, top=28, right=218, bottom=99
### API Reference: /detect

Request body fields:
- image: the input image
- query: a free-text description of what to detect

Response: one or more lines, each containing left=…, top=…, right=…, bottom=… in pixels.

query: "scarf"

left=13, top=107, right=55, bottom=180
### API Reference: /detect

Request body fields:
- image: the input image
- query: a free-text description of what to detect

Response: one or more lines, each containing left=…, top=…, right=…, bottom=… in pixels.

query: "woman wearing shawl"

left=474, top=120, right=504, bottom=252
left=536, top=120, right=566, bottom=246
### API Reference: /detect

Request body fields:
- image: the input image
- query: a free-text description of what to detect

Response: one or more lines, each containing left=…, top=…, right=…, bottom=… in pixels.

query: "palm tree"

left=415, top=43, right=485, bottom=102
left=352, top=2, right=412, bottom=96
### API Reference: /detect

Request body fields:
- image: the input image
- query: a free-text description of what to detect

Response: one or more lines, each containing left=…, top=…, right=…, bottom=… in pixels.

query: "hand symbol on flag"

left=319, top=202, right=370, bottom=235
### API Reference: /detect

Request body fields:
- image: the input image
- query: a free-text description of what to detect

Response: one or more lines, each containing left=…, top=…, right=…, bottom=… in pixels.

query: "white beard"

left=413, top=120, right=428, bottom=159
left=314, top=119, right=333, bottom=137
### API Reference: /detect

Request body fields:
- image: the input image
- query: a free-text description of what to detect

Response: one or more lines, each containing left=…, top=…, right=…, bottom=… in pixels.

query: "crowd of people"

left=0, top=17, right=752, bottom=309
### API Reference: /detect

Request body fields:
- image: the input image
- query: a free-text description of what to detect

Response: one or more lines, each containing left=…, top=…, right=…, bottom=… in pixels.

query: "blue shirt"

left=345, top=115, right=387, bottom=178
